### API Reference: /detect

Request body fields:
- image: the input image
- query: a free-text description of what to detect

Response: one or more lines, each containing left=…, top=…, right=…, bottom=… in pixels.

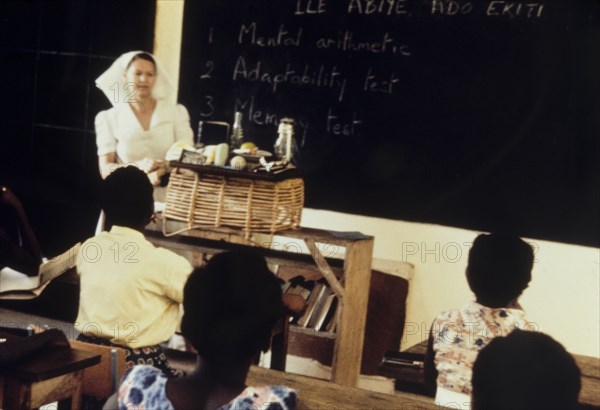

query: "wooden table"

left=166, top=348, right=436, bottom=409
left=383, top=340, right=600, bottom=409
left=146, top=223, right=374, bottom=388
left=574, top=352, right=600, bottom=409
left=0, top=333, right=101, bottom=409
left=247, top=365, right=438, bottom=410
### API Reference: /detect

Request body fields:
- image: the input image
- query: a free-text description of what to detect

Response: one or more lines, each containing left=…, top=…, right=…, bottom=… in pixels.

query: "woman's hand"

left=282, top=293, right=309, bottom=317
left=147, top=166, right=167, bottom=187
left=138, top=158, right=162, bottom=174
left=99, top=154, right=164, bottom=179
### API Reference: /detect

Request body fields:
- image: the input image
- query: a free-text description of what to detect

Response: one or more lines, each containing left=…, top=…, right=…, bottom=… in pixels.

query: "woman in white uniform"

left=94, top=51, right=193, bottom=201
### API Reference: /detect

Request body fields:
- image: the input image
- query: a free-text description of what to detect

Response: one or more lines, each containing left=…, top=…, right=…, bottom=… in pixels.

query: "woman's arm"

left=96, top=110, right=119, bottom=180
left=174, top=104, right=194, bottom=144
left=99, top=152, right=119, bottom=179
left=99, top=152, right=162, bottom=180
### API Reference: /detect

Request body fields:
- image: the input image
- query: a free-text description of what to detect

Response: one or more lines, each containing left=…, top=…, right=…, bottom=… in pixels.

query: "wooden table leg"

left=332, top=239, right=374, bottom=387
left=270, top=316, right=290, bottom=371
left=3, top=370, right=84, bottom=410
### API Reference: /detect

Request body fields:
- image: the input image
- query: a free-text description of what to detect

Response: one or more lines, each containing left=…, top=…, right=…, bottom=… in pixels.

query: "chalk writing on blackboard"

left=190, top=0, right=550, bottom=144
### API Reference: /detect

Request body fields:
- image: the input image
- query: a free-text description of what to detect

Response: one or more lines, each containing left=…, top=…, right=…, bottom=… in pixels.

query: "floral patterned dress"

left=432, top=301, right=534, bottom=401
left=118, top=365, right=297, bottom=410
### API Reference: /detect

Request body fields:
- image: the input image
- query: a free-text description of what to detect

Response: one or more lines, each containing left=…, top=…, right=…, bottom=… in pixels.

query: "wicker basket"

left=163, top=166, right=304, bottom=239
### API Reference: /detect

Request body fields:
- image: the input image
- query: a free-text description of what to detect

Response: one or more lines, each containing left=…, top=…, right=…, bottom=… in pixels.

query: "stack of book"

left=283, top=277, right=338, bottom=333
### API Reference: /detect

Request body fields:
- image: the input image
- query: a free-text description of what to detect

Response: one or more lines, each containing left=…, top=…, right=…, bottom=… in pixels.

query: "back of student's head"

left=466, top=233, right=533, bottom=307
left=472, top=329, right=581, bottom=410
left=181, top=250, right=283, bottom=365
left=101, top=166, right=154, bottom=230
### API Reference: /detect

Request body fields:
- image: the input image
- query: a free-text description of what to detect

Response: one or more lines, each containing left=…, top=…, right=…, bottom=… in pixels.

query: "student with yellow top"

left=76, top=166, right=307, bottom=382
left=75, top=166, right=192, bottom=377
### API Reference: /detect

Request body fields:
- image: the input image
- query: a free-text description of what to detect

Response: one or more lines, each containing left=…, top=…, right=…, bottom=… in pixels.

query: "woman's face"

left=124, top=58, right=156, bottom=100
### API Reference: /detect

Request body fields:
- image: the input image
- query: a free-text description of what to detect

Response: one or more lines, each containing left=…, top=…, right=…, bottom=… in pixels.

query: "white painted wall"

left=301, top=208, right=600, bottom=358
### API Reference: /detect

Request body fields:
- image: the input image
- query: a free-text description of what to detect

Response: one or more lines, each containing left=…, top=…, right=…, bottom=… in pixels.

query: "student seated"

left=471, top=329, right=581, bottom=410
left=424, top=233, right=535, bottom=408
left=0, top=186, right=43, bottom=276
left=75, top=166, right=193, bottom=377
left=110, top=250, right=297, bottom=410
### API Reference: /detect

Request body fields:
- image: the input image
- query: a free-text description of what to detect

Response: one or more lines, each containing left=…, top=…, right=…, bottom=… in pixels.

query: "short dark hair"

left=466, top=233, right=533, bottom=307
left=472, top=330, right=581, bottom=410
left=126, top=52, right=156, bottom=70
left=101, top=166, right=153, bottom=229
left=181, top=250, right=283, bottom=364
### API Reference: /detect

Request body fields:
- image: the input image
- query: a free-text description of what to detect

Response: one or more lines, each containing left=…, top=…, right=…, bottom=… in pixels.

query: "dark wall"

left=0, top=0, right=156, bottom=255
left=179, top=0, right=600, bottom=247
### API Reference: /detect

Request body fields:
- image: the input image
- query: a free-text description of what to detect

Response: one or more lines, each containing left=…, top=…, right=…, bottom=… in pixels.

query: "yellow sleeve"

left=159, top=249, right=193, bottom=303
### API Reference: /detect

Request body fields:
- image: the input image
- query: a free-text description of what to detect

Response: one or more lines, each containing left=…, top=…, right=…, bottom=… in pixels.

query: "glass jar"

left=230, top=111, right=244, bottom=150
left=274, top=117, right=298, bottom=164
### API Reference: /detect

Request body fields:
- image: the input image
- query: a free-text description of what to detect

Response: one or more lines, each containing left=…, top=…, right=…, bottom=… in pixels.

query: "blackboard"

left=179, top=0, right=600, bottom=247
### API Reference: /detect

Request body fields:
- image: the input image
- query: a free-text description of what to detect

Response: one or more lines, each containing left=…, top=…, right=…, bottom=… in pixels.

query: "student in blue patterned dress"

left=110, top=250, right=297, bottom=410
left=424, top=233, right=536, bottom=409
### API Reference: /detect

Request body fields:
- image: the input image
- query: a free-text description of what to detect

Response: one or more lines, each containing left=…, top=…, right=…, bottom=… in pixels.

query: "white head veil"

left=95, top=51, right=174, bottom=106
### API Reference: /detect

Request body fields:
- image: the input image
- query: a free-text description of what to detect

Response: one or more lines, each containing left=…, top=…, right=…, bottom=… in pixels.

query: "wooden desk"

left=0, top=334, right=101, bottom=409
left=146, top=224, right=374, bottom=388
left=165, top=347, right=437, bottom=409
left=574, top=353, right=600, bottom=409
left=384, top=341, right=600, bottom=409
left=247, top=365, right=438, bottom=410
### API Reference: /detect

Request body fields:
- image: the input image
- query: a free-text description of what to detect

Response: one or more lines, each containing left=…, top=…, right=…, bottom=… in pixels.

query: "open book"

left=0, top=243, right=80, bottom=295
